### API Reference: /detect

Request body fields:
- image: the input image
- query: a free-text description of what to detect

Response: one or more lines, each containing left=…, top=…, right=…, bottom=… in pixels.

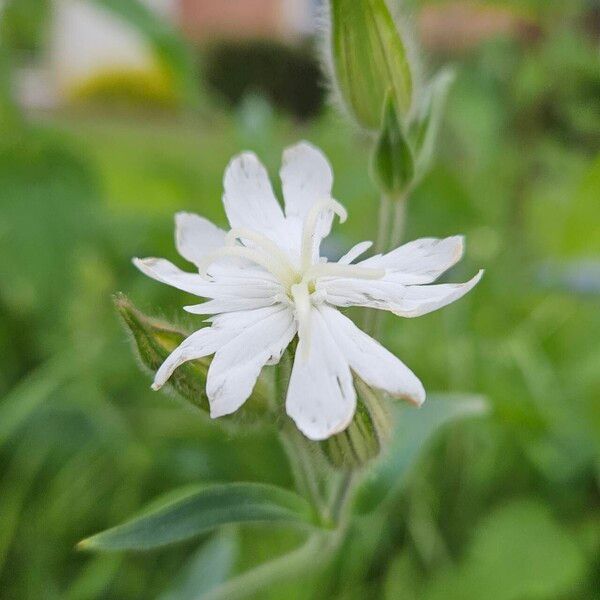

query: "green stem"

left=203, top=532, right=343, bottom=600
left=375, top=193, right=394, bottom=253
left=329, top=470, right=355, bottom=527
left=366, top=192, right=409, bottom=339
left=275, top=351, right=325, bottom=522
left=279, top=422, right=325, bottom=521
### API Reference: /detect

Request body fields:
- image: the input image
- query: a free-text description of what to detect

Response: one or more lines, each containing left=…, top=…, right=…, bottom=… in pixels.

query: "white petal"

left=321, top=270, right=483, bottom=318
left=184, top=295, right=279, bottom=315
left=360, top=236, right=465, bottom=284
left=175, top=212, right=226, bottom=268
left=338, top=241, right=373, bottom=265
left=320, top=306, right=425, bottom=406
left=152, top=326, right=235, bottom=390
left=133, top=257, right=213, bottom=296
left=222, top=152, right=290, bottom=248
left=286, top=309, right=356, bottom=441
left=280, top=141, right=334, bottom=221
left=207, top=307, right=296, bottom=418
left=152, top=305, right=291, bottom=391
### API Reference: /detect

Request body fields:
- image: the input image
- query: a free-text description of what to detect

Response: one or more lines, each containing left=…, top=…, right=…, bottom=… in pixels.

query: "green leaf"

left=423, top=499, right=587, bottom=600
left=329, top=0, right=414, bottom=130
left=371, top=92, right=415, bottom=196
left=90, top=0, right=199, bottom=106
left=114, top=293, right=211, bottom=412
left=78, top=483, right=316, bottom=552
left=411, top=68, right=455, bottom=182
left=158, top=531, right=238, bottom=600
left=355, top=394, right=488, bottom=513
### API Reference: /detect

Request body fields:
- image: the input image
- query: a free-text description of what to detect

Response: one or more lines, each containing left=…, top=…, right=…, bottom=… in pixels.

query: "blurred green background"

left=0, top=0, right=599, bottom=598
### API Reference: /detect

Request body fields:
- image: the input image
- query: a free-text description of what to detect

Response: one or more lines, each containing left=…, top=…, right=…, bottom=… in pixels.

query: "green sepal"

left=371, top=92, right=415, bottom=196
left=114, top=293, right=212, bottom=411
left=320, top=379, right=392, bottom=470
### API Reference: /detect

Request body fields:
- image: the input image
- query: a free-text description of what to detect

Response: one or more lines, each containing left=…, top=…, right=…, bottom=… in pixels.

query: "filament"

left=301, top=199, right=348, bottom=272
left=226, top=228, right=297, bottom=274
left=197, top=247, right=296, bottom=288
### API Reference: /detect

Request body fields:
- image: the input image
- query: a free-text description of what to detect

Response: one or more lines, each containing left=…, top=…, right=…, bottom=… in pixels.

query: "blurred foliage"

left=203, top=40, right=326, bottom=121
left=0, top=0, right=599, bottom=598
left=0, top=0, right=51, bottom=55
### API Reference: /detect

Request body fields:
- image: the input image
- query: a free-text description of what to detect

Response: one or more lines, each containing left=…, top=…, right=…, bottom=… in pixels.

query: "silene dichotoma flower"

left=134, top=142, right=482, bottom=441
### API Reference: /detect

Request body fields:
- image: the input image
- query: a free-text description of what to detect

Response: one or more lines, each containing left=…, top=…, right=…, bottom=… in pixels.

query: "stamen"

left=291, top=283, right=312, bottom=360
left=226, top=228, right=297, bottom=273
left=197, top=247, right=296, bottom=287
left=301, top=198, right=348, bottom=272
left=304, top=263, right=386, bottom=282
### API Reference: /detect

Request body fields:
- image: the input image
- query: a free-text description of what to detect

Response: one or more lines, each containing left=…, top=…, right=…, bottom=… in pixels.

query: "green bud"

left=114, top=293, right=211, bottom=412
left=321, top=379, right=392, bottom=470
left=328, top=0, right=415, bottom=130
left=371, top=92, right=415, bottom=196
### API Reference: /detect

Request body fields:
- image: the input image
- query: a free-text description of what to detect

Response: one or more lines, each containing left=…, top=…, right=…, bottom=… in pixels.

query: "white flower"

left=134, top=142, right=482, bottom=441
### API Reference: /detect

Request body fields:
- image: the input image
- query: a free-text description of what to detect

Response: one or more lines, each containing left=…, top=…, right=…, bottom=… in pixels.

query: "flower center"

left=196, top=199, right=385, bottom=356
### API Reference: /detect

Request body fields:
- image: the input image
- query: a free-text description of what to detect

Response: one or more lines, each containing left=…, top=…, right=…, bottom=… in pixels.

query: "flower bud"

left=114, top=293, right=211, bottom=412
left=371, top=92, right=415, bottom=196
left=321, top=379, right=392, bottom=470
left=327, top=0, right=415, bottom=130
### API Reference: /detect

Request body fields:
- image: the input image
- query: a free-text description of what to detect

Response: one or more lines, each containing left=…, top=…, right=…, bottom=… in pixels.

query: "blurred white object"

left=50, top=0, right=175, bottom=100
left=16, top=66, right=59, bottom=110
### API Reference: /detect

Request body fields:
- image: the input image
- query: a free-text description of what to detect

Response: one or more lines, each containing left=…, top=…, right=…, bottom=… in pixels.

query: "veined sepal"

left=113, top=293, right=270, bottom=421
left=320, top=378, right=392, bottom=470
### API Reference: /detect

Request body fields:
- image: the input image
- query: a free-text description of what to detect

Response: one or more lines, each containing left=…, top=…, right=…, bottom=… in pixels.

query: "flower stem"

left=365, top=192, right=409, bottom=338
left=279, top=421, right=325, bottom=521
left=275, top=351, right=326, bottom=522
left=329, top=470, right=355, bottom=527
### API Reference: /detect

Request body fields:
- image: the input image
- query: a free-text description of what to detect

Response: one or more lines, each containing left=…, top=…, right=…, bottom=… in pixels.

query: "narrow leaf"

left=78, top=483, right=316, bottom=552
